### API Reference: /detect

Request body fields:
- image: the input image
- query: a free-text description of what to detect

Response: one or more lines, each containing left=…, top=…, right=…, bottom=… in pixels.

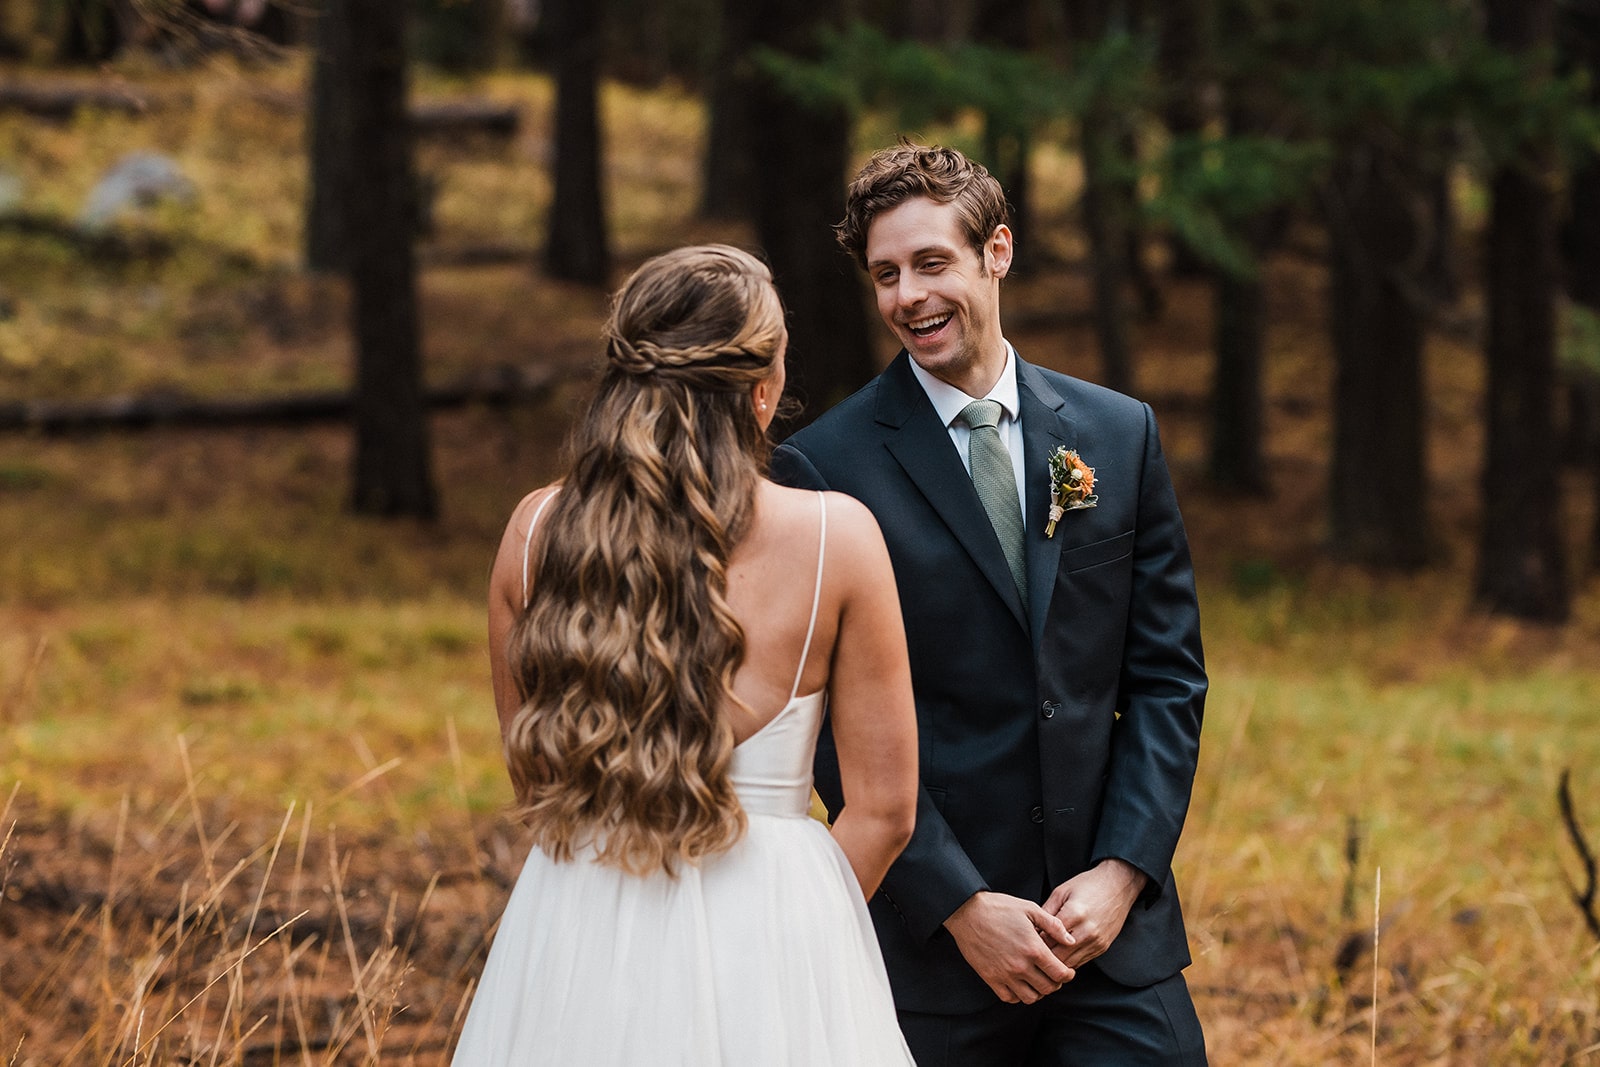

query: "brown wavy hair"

left=504, top=245, right=786, bottom=875
left=835, top=141, right=1012, bottom=269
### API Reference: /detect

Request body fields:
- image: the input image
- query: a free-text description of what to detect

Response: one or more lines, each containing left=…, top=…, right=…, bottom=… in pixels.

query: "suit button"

left=1030, top=806, right=1044, bottom=823
left=1041, top=701, right=1058, bottom=719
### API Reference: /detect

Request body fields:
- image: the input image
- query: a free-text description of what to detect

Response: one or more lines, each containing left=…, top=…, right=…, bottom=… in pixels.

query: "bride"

left=452, top=244, right=919, bottom=1064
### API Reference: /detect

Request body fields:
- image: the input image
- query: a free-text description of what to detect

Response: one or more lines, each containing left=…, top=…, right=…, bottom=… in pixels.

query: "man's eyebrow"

left=866, top=244, right=958, bottom=269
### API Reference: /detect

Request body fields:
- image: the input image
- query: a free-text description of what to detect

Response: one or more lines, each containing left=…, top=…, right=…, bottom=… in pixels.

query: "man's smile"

left=906, top=312, right=952, bottom=338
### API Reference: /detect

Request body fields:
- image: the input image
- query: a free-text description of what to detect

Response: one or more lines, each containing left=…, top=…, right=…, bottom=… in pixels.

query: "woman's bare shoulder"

left=507, top=484, right=561, bottom=537
left=491, top=484, right=561, bottom=602
left=758, top=482, right=879, bottom=533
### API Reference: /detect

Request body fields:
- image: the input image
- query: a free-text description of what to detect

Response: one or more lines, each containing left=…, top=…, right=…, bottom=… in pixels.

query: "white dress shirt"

left=907, top=344, right=1027, bottom=516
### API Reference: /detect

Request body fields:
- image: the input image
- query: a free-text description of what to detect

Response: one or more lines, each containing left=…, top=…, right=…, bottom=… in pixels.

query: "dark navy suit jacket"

left=772, top=351, right=1207, bottom=1014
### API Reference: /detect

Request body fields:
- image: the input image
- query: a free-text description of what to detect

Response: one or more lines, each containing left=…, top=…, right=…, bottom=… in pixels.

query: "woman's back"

left=721, top=482, right=837, bottom=742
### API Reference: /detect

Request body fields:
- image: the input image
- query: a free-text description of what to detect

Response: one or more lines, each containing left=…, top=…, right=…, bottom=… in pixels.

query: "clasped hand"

left=946, top=860, right=1148, bottom=1005
left=943, top=892, right=1076, bottom=1005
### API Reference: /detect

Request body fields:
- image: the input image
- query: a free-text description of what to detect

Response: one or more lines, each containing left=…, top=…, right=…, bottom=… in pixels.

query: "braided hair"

left=504, top=245, right=786, bottom=875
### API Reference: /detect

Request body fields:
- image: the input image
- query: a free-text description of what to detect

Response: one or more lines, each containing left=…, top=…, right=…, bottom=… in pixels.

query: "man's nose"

left=895, top=275, right=926, bottom=309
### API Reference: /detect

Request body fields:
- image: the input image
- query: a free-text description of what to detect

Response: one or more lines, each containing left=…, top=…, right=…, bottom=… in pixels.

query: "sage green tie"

left=959, top=399, right=1027, bottom=605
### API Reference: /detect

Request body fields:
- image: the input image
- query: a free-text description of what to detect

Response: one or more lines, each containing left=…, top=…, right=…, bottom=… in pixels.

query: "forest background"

left=3, top=0, right=1600, bottom=1062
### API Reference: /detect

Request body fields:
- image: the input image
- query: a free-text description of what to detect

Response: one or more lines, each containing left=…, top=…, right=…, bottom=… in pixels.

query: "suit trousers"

left=897, top=963, right=1207, bottom=1067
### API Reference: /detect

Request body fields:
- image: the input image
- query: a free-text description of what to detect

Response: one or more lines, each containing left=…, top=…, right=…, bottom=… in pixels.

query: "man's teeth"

left=909, top=314, right=950, bottom=333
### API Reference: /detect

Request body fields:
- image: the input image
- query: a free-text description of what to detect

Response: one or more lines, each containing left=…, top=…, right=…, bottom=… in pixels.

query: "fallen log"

left=410, top=99, right=521, bottom=140
left=0, top=80, right=517, bottom=138
left=0, top=81, right=154, bottom=118
left=0, top=363, right=582, bottom=436
left=0, top=210, right=176, bottom=261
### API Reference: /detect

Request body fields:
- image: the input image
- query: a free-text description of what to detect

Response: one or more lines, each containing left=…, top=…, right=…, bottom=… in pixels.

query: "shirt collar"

left=908, top=343, right=1021, bottom=429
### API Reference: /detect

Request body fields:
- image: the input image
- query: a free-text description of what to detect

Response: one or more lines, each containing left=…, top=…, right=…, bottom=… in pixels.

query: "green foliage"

left=1221, top=0, right=1600, bottom=170
left=754, top=22, right=1150, bottom=134
left=1147, top=135, right=1327, bottom=278
left=1561, top=300, right=1600, bottom=379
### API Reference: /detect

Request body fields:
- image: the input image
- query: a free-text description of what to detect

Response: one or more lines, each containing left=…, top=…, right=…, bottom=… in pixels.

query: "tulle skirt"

left=450, top=813, right=914, bottom=1065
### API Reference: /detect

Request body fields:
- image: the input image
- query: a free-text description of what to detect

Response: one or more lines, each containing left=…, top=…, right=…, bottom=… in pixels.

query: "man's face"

left=864, top=195, right=1011, bottom=397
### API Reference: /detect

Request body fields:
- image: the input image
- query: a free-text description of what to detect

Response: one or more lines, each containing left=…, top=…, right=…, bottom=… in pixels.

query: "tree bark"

left=975, top=0, right=1037, bottom=268
left=700, top=0, right=757, bottom=220
left=304, top=0, right=350, bottom=273
left=1157, top=0, right=1210, bottom=277
left=1080, top=135, right=1135, bottom=395
left=1208, top=259, right=1268, bottom=495
left=748, top=0, right=875, bottom=427
left=1561, top=0, right=1600, bottom=564
left=1475, top=0, right=1568, bottom=618
left=340, top=0, right=438, bottom=519
left=543, top=0, right=611, bottom=285
left=1324, top=145, right=1430, bottom=568
left=1205, top=98, right=1274, bottom=497
left=1064, top=0, right=1138, bottom=393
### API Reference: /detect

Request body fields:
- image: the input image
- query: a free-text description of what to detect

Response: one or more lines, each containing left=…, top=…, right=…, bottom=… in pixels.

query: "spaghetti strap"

left=787, top=492, right=827, bottom=702
left=520, top=490, right=559, bottom=609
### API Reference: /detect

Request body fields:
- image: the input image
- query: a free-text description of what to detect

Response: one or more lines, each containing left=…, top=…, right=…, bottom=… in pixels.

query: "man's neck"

left=923, top=340, right=1009, bottom=399
left=909, top=343, right=1019, bottom=428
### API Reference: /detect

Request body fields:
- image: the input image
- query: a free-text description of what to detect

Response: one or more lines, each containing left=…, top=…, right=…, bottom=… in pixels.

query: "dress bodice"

left=730, top=689, right=826, bottom=819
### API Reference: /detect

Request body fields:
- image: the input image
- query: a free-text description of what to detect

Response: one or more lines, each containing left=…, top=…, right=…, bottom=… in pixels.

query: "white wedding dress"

left=450, top=493, right=914, bottom=1065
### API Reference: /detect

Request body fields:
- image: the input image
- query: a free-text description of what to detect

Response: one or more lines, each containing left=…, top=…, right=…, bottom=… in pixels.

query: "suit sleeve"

left=773, top=439, right=991, bottom=942
left=1091, top=403, right=1207, bottom=901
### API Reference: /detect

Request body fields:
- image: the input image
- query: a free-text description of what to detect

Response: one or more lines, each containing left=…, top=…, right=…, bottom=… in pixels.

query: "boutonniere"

left=1045, top=446, right=1098, bottom=537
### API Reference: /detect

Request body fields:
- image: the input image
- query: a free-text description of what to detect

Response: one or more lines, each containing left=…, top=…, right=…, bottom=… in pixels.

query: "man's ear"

left=987, top=224, right=1014, bottom=279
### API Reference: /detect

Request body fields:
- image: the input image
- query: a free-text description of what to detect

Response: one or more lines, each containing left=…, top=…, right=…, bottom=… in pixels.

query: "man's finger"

left=1037, top=950, right=1073, bottom=985
left=1029, top=904, right=1075, bottom=946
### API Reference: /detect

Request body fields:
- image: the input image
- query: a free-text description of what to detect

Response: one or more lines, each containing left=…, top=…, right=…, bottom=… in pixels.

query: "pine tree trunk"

left=341, top=0, right=437, bottom=519
left=1324, top=146, right=1430, bottom=567
left=1209, top=263, right=1268, bottom=494
left=1206, top=99, right=1273, bottom=496
left=305, top=0, right=350, bottom=273
left=700, top=0, right=756, bottom=220
left=544, top=0, right=610, bottom=285
left=975, top=0, right=1036, bottom=267
left=1157, top=0, right=1209, bottom=277
left=1476, top=0, right=1566, bottom=617
left=1066, top=0, right=1138, bottom=393
left=748, top=0, right=875, bottom=427
left=1080, top=129, right=1135, bottom=395
left=1567, top=5, right=1600, bottom=564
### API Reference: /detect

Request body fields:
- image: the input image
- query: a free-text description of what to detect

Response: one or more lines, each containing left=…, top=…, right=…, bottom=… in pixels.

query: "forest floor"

left=2, top=56, right=1600, bottom=1064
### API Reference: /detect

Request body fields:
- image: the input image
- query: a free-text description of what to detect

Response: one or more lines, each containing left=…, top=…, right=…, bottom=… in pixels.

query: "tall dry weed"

left=0, top=774, right=509, bottom=1065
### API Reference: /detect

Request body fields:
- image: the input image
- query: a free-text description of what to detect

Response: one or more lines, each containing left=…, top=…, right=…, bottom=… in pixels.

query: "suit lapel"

left=1018, top=358, right=1076, bottom=652
left=876, top=354, right=1028, bottom=631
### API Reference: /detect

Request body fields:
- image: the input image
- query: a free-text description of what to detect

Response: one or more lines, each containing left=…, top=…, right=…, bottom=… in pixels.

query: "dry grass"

left=2, top=52, right=1600, bottom=1064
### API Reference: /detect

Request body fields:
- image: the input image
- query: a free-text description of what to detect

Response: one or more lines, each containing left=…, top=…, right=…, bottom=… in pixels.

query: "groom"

left=773, top=143, right=1208, bottom=1064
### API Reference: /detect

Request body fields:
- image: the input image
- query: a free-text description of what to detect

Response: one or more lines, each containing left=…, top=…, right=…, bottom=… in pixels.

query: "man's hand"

left=1043, top=859, right=1149, bottom=970
left=943, top=891, right=1077, bottom=1004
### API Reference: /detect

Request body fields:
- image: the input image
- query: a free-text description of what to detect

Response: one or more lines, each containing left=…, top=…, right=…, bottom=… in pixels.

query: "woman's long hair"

left=504, top=245, right=786, bottom=875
